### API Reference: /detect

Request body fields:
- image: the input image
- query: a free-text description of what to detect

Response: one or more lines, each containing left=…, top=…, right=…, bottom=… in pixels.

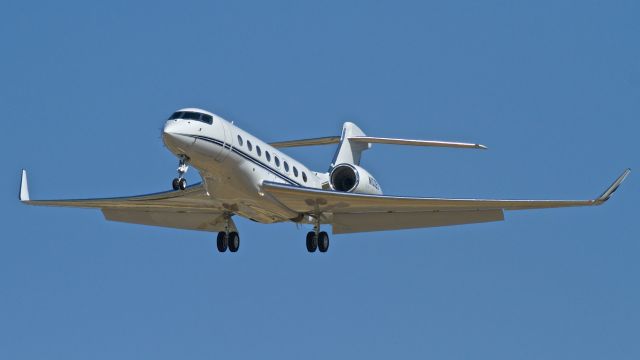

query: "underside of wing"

left=102, top=208, right=236, bottom=232
left=331, top=210, right=504, bottom=234
left=19, top=170, right=232, bottom=232
left=261, top=169, right=630, bottom=233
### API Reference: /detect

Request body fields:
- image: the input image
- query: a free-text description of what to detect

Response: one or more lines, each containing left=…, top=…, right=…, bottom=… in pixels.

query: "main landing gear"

left=171, top=155, right=189, bottom=191
left=306, top=217, right=329, bottom=253
left=217, top=231, right=240, bottom=252
left=212, top=214, right=330, bottom=254
left=216, top=214, right=240, bottom=253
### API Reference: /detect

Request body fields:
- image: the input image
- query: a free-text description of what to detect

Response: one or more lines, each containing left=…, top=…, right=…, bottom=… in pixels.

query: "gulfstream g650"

left=20, top=108, right=630, bottom=253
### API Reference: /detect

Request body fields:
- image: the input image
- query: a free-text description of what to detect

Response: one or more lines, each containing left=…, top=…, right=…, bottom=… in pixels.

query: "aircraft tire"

left=306, top=232, right=317, bottom=252
left=318, top=231, right=329, bottom=252
left=217, top=232, right=228, bottom=252
left=228, top=232, right=240, bottom=252
left=172, top=178, right=180, bottom=190
left=178, top=178, right=187, bottom=190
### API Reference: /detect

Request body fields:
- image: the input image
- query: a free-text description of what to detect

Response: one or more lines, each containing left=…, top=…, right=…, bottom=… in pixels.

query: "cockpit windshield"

left=168, top=111, right=213, bottom=125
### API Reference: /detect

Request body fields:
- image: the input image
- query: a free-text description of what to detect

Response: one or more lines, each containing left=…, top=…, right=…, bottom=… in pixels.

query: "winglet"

left=596, top=168, right=631, bottom=203
left=19, top=169, right=30, bottom=202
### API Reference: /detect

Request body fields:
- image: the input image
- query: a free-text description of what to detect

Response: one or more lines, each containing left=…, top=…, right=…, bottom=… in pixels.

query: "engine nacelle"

left=329, top=163, right=383, bottom=195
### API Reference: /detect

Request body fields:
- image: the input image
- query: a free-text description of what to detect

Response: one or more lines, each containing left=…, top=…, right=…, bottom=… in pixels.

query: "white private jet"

left=20, top=108, right=630, bottom=253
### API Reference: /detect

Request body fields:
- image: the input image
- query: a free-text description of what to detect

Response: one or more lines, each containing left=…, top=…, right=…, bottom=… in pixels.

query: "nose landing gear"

left=171, top=155, right=190, bottom=190
left=172, top=178, right=187, bottom=191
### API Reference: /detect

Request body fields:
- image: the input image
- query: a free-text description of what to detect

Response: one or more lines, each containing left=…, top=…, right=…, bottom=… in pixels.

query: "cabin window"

left=274, top=156, right=280, bottom=167
left=293, top=167, right=298, bottom=177
left=256, top=145, right=262, bottom=157
left=237, top=135, right=243, bottom=146
left=247, top=140, right=253, bottom=151
left=302, top=172, right=307, bottom=182
left=265, top=151, right=271, bottom=162
left=284, top=161, right=289, bottom=172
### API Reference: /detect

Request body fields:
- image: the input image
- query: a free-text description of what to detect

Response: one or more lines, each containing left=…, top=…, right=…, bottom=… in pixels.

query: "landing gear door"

left=216, top=120, right=232, bottom=162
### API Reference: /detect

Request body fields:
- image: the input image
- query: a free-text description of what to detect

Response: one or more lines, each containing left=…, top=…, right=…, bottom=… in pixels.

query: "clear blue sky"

left=1, top=1, right=638, bottom=359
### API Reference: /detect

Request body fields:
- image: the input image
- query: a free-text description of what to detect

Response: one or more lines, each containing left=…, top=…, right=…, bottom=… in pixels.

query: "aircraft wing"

left=19, top=170, right=235, bottom=232
left=261, top=169, right=630, bottom=234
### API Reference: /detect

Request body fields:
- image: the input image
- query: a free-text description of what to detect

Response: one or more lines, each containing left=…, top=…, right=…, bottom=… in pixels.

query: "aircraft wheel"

left=172, top=178, right=180, bottom=190
left=306, top=231, right=317, bottom=253
left=228, top=232, right=240, bottom=252
left=178, top=178, right=187, bottom=190
left=318, top=231, right=329, bottom=253
left=217, top=232, right=228, bottom=252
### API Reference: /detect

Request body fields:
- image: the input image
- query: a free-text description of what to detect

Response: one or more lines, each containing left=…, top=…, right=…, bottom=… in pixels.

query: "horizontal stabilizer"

left=270, top=136, right=340, bottom=148
left=269, top=135, right=486, bottom=150
left=349, top=136, right=487, bottom=149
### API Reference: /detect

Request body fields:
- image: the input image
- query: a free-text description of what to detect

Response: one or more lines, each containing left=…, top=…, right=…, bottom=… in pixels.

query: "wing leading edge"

left=19, top=170, right=234, bottom=232
left=261, top=169, right=630, bottom=234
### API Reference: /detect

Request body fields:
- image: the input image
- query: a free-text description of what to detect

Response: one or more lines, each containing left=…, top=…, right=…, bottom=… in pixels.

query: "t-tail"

left=331, top=122, right=370, bottom=167
left=269, top=121, right=487, bottom=194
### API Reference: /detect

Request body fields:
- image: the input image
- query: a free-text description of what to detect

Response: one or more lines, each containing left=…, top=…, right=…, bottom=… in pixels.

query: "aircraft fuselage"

left=162, top=108, right=323, bottom=224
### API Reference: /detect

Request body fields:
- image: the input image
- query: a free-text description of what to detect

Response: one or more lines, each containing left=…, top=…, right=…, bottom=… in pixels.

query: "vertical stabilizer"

left=330, top=122, right=371, bottom=167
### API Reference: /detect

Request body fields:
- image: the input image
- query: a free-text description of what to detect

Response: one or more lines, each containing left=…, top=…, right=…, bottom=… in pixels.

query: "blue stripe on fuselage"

left=191, top=135, right=302, bottom=186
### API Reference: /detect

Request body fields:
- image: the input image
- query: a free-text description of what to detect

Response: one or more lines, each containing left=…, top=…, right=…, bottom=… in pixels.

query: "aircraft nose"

left=163, top=121, right=178, bottom=137
left=162, top=120, right=194, bottom=153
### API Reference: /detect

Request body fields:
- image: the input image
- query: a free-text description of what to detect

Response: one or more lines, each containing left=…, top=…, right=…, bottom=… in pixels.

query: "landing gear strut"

left=306, top=216, right=329, bottom=253
left=171, top=155, right=189, bottom=190
left=217, top=214, right=240, bottom=253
